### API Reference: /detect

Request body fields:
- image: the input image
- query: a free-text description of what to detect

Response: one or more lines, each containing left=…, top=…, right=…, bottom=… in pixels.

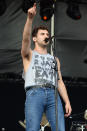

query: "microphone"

left=44, top=36, right=54, bottom=43
left=44, top=38, right=50, bottom=43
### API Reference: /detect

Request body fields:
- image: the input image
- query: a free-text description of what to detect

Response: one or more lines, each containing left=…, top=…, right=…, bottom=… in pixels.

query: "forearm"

left=58, top=80, right=70, bottom=105
left=56, top=58, right=72, bottom=116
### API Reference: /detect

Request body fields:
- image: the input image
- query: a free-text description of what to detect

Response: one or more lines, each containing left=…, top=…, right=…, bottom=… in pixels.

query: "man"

left=21, top=3, right=72, bottom=131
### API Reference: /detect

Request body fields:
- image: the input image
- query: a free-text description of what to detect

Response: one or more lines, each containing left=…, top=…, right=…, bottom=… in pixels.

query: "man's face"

left=33, top=29, right=50, bottom=47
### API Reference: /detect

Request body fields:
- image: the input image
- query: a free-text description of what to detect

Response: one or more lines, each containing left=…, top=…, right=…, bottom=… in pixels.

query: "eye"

left=41, top=33, right=44, bottom=35
left=47, top=33, right=49, bottom=37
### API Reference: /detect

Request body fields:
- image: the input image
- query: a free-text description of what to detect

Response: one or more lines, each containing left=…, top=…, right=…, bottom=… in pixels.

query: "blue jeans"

left=25, top=87, right=65, bottom=131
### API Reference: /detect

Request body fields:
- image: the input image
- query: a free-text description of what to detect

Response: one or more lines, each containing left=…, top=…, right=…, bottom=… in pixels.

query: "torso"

left=23, top=49, right=49, bottom=73
left=23, top=50, right=57, bottom=88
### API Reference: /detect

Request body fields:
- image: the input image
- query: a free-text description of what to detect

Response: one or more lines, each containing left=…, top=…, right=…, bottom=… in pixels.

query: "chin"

left=44, top=42, right=49, bottom=45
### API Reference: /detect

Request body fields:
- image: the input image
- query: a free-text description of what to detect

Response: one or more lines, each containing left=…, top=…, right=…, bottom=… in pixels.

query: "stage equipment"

left=84, top=59, right=87, bottom=64
left=22, top=0, right=36, bottom=13
left=66, top=0, right=81, bottom=20
left=84, top=110, right=87, bottom=120
left=70, top=121, right=87, bottom=131
left=40, top=0, right=55, bottom=21
left=18, top=120, right=26, bottom=129
left=22, top=0, right=55, bottom=21
left=0, top=0, right=7, bottom=16
left=50, top=34, right=59, bottom=131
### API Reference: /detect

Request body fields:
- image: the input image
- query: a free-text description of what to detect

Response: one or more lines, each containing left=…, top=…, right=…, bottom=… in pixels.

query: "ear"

left=33, top=37, right=36, bottom=42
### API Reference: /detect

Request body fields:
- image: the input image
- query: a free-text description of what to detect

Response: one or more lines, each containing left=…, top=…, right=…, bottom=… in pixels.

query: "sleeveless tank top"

left=23, top=51, right=58, bottom=89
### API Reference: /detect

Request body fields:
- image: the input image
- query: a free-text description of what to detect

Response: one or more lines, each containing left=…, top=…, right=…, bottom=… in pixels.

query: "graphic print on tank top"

left=32, top=54, right=56, bottom=85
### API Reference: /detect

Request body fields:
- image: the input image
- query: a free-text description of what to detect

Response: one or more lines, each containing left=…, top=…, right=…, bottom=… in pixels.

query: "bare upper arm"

left=21, top=37, right=31, bottom=58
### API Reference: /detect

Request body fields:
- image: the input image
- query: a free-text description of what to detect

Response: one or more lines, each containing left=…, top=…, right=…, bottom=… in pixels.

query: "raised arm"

left=56, top=58, right=72, bottom=117
left=21, top=3, right=36, bottom=59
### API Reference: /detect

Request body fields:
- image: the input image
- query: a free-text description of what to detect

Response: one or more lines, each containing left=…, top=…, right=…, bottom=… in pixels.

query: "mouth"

left=44, top=38, right=49, bottom=43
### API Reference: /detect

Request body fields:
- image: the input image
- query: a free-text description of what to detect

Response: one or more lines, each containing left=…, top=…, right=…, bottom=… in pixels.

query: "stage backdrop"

left=0, top=0, right=50, bottom=75
left=54, top=2, right=87, bottom=78
left=0, top=0, right=87, bottom=78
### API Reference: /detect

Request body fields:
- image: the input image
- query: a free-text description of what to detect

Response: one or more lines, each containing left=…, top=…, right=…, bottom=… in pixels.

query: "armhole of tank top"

left=24, top=51, right=34, bottom=75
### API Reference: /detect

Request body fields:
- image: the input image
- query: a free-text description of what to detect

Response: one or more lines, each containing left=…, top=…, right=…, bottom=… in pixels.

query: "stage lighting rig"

left=22, top=0, right=55, bottom=21
left=40, top=0, right=55, bottom=21
left=22, top=0, right=36, bottom=13
left=66, top=0, right=81, bottom=20
left=0, top=0, right=7, bottom=16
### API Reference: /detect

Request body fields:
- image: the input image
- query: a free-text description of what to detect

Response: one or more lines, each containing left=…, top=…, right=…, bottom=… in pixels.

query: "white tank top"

left=23, top=51, right=58, bottom=89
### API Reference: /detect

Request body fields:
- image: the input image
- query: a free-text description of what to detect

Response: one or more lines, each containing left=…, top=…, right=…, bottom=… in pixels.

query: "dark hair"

left=32, top=26, right=49, bottom=38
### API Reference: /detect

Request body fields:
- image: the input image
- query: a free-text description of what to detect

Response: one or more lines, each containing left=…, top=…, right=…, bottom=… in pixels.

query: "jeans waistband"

left=25, top=84, right=55, bottom=92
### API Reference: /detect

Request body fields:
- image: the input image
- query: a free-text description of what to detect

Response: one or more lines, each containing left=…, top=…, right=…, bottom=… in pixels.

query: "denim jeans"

left=25, top=87, right=65, bottom=131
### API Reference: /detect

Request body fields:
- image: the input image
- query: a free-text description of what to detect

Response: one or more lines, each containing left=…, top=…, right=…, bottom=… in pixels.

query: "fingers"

left=64, top=109, right=71, bottom=117
left=33, top=3, right=36, bottom=13
left=65, top=104, right=72, bottom=117
left=64, top=110, right=69, bottom=117
left=29, top=3, right=36, bottom=11
left=32, top=3, right=36, bottom=11
left=28, top=3, right=36, bottom=19
left=33, top=3, right=36, bottom=8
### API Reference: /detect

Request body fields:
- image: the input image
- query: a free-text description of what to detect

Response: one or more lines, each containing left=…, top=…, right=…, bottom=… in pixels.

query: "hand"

left=64, top=102, right=72, bottom=117
left=28, top=3, right=36, bottom=19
